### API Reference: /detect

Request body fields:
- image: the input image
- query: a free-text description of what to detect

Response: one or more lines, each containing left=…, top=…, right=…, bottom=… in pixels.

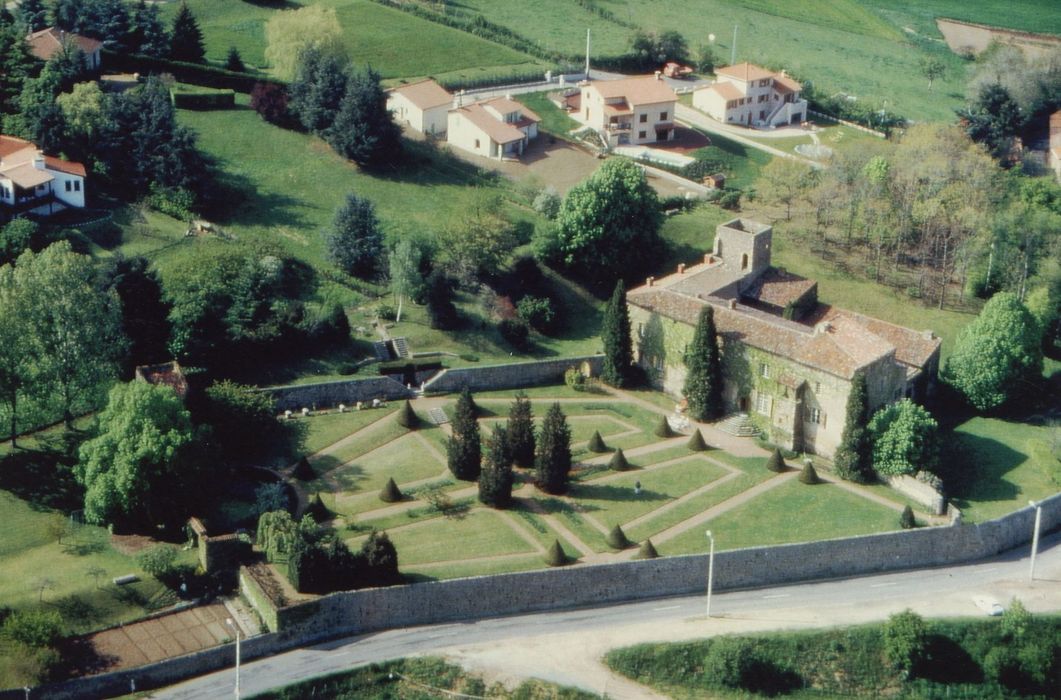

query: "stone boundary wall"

left=262, top=376, right=413, bottom=412
left=888, top=475, right=946, bottom=516
left=12, top=493, right=1059, bottom=698
left=422, top=356, right=604, bottom=394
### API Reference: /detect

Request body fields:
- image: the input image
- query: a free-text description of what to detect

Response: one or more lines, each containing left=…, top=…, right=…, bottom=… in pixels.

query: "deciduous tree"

left=945, top=292, right=1042, bottom=411
left=758, top=157, right=815, bottom=220
left=683, top=305, right=723, bottom=421
left=867, top=399, right=940, bottom=477
left=264, top=4, right=344, bottom=81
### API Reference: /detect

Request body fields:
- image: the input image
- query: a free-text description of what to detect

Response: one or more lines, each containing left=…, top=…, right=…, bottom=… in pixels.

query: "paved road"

left=153, top=531, right=1061, bottom=699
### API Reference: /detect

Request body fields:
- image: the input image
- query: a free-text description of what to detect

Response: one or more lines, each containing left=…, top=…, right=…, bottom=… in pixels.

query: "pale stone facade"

left=627, top=219, right=940, bottom=458
left=693, top=62, right=808, bottom=128
left=575, top=75, right=678, bottom=148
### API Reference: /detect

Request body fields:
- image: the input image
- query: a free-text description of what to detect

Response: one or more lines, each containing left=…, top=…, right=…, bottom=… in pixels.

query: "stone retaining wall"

left=262, top=376, right=413, bottom=412
left=422, top=356, right=604, bottom=394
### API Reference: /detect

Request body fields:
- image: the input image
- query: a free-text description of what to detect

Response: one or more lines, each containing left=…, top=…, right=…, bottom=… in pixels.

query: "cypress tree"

left=379, top=477, right=403, bottom=503
left=224, top=46, right=246, bottom=72
left=606, top=524, right=632, bottom=550
left=536, top=402, right=572, bottom=494
left=478, top=426, right=513, bottom=508
left=168, top=2, right=205, bottom=64
left=636, top=539, right=659, bottom=559
left=834, top=373, right=874, bottom=483
left=507, top=392, right=535, bottom=468
left=544, top=539, right=568, bottom=566
left=900, top=505, right=916, bottom=529
left=687, top=429, right=708, bottom=451
left=292, top=456, right=315, bottom=481
left=608, top=448, right=630, bottom=471
left=765, top=447, right=786, bottom=473
left=447, top=387, right=481, bottom=481
left=396, top=399, right=418, bottom=429
left=799, top=461, right=820, bottom=485
left=654, top=415, right=673, bottom=438
left=601, top=280, right=633, bottom=387
left=587, top=430, right=608, bottom=453
left=305, top=493, right=330, bottom=522
left=683, top=305, right=723, bottom=421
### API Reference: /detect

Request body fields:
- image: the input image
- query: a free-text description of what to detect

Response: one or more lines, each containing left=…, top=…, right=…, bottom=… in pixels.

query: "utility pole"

left=1029, top=500, right=1042, bottom=582
left=585, top=28, right=591, bottom=78
left=731, top=25, right=737, bottom=65
left=705, top=530, right=715, bottom=617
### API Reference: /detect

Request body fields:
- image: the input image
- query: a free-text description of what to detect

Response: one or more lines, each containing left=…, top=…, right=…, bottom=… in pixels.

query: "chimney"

left=703, top=253, right=712, bottom=264
left=677, top=263, right=685, bottom=275
left=815, top=322, right=832, bottom=336
left=921, top=329, right=936, bottom=340
left=728, top=299, right=737, bottom=309
left=646, top=277, right=655, bottom=287
left=32, top=152, right=44, bottom=170
left=654, top=71, right=663, bottom=81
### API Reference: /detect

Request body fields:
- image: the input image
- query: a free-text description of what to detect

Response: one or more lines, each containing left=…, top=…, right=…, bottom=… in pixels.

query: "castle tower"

left=712, top=218, right=772, bottom=292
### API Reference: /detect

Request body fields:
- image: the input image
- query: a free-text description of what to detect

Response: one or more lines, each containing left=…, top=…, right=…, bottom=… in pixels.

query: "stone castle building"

left=627, top=219, right=941, bottom=459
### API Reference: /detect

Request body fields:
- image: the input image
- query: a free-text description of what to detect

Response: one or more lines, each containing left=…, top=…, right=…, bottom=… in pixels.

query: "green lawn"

left=162, top=0, right=544, bottom=82
left=352, top=509, right=536, bottom=564
left=660, top=479, right=901, bottom=554
left=687, top=130, right=773, bottom=190
left=307, top=414, right=410, bottom=477
left=328, top=434, right=445, bottom=500
left=945, top=417, right=1060, bottom=522
left=514, top=91, right=582, bottom=139
left=858, top=0, right=1061, bottom=37
left=299, top=407, right=397, bottom=456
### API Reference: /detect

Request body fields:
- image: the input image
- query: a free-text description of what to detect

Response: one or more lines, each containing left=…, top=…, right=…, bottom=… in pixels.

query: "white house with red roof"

left=693, top=62, right=807, bottom=128
left=1049, top=110, right=1061, bottom=183
left=446, top=96, right=540, bottom=160
left=386, top=79, right=452, bottom=136
left=26, top=27, right=102, bottom=71
left=576, top=74, right=678, bottom=147
left=0, top=136, right=87, bottom=217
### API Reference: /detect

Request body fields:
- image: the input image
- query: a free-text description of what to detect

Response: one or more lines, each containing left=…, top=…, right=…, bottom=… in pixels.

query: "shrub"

left=609, top=448, right=630, bottom=471
left=766, top=448, right=786, bottom=473
left=379, top=477, right=403, bottom=503
left=305, top=493, right=330, bottom=522
left=169, top=88, right=236, bottom=110
left=376, top=304, right=397, bottom=321
left=564, top=367, right=586, bottom=391
left=292, top=456, right=315, bottom=481
left=703, top=637, right=756, bottom=689
left=2, top=609, right=63, bottom=648
left=544, top=539, right=568, bottom=566
left=516, top=295, right=557, bottom=334
left=587, top=430, right=608, bottom=453
left=145, top=183, right=195, bottom=220
left=1002, top=598, right=1031, bottom=640
left=718, top=190, right=742, bottom=211
left=606, top=524, right=632, bottom=550
left=654, top=416, right=673, bottom=438
left=687, top=429, right=708, bottom=451
left=498, top=317, right=531, bottom=350
left=636, top=539, right=659, bottom=559
left=137, top=545, right=179, bottom=578
left=532, top=187, right=561, bottom=219
left=396, top=400, right=418, bottom=429
left=250, top=81, right=292, bottom=127
left=899, top=505, right=915, bottom=529
left=798, top=461, right=819, bottom=484
left=883, top=609, right=927, bottom=679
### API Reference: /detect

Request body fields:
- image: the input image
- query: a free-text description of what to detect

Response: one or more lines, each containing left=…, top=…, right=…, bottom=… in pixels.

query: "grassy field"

left=514, top=91, right=582, bottom=139
left=945, top=417, right=1060, bottom=523
left=859, top=0, right=1061, bottom=37
left=162, top=0, right=545, bottom=82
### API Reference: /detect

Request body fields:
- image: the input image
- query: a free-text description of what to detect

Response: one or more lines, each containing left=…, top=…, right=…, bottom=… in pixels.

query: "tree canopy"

left=325, top=193, right=384, bottom=278
left=945, top=292, right=1043, bottom=411
left=324, top=66, right=401, bottom=167
left=553, top=158, right=663, bottom=284
left=867, top=399, right=939, bottom=478
left=75, top=381, right=198, bottom=528
left=536, top=402, right=571, bottom=494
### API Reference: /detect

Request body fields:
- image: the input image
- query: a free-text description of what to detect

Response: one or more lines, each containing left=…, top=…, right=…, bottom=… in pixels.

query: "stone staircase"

left=392, top=337, right=410, bottom=359
left=371, top=341, right=392, bottom=361
left=427, top=407, right=449, bottom=425
left=715, top=412, right=760, bottom=438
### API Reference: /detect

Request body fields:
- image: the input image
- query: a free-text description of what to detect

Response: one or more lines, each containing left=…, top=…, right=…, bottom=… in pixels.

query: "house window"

left=74, top=181, right=80, bottom=192
left=814, top=381, right=821, bottom=394
left=65, top=181, right=71, bottom=192
left=638, top=131, right=646, bottom=139
left=756, top=393, right=772, bottom=416
left=759, top=363, right=770, bottom=379
left=659, top=111, right=668, bottom=121
left=807, top=407, right=821, bottom=424
left=639, top=114, right=647, bottom=123
left=741, top=253, right=749, bottom=270
left=474, top=139, right=480, bottom=149
left=759, top=79, right=770, bottom=87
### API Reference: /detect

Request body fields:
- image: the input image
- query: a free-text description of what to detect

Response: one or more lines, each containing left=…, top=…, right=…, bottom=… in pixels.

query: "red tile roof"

left=716, top=62, right=776, bottom=83
left=386, top=79, right=452, bottom=111
left=26, top=27, right=102, bottom=62
left=589, top=76, right=677, bottom=106
left=744, top=268, right=816, bottom=308
left=43, top=155, right=86, bottom=177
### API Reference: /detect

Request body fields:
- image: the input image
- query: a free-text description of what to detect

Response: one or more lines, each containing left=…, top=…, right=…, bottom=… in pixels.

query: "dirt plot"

left=78, top=603, right=235, bottom=672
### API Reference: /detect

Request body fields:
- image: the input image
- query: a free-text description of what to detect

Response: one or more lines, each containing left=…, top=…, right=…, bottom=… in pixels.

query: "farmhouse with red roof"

left=0, top=135, right=87, bottom=218
left=693, top=62, right=808, bottom=128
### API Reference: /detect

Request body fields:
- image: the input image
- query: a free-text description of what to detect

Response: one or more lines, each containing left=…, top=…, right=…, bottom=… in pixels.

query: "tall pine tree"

left=601, top=279, right=632, bottom=387
left=507, top=391, right=535, bottom=468
left=289, top=46, right=348, bottom=134
left=683, top=305, right=723, bottom=421
left=15, top=0, right=48, bottom=32
left=536, top=402, right=571, bottom=494
left=478, top=426, right=513, bottom=508
left=447, top=386, right=481, bottom=481
left=129, top=0, right=169, bottom=58
left=169, top=2, right=204, bottom=64
left=324, top=66, right=401, bottom=166
left=833, top=373, right=874, bottom=483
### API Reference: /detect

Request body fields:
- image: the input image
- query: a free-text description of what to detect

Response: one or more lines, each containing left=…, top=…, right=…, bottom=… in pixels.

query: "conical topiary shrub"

left=799, top=461, right=819, bottom=485
left=636, top=539, right=659, bottom=560
left=654, top=416, right=673, bottom=438
left=544, top=539, right=568, bottom=567
left=900, top=505, right=916, bottom=529
left=305, top=493, right=330, bottom=522
left=292, top=456, right=315, bottom=480
left=606, top=524, right=632, bottom=550
left=379, top=477, right=403, bottom=503
left=687, top=429, right=708, bottom=451
left=766, top=448, right=786, bottom=473
left=587, top=430, right=608, bottom=453
left=396, top=400, right=418, bottom=429
left=609, top=448, right=630, bottom=471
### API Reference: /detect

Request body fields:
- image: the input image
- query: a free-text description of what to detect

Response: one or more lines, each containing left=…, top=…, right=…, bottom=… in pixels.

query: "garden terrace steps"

left=392, top=337, right=411, bottom=359
left=372, top=341, right=392, bottom=361
left=427, top=407, right=449, bottom=425
left=715, top=412, right=761, bottom=438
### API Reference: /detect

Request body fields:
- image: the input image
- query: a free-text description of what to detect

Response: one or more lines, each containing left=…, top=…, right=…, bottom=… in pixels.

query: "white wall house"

left=693, top=62, right=807, bottom=128
left=26, top=27, right=102, bottom=71
left=0, top=136, right=87, bottom=217
left=576, top=75, right=678, bottom=148
left=386, top=79, right=452, bottom=136
left=447, top=97, right=540, bottom=160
